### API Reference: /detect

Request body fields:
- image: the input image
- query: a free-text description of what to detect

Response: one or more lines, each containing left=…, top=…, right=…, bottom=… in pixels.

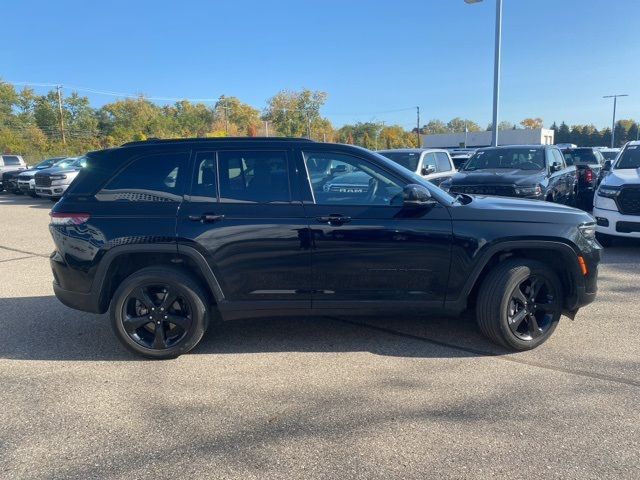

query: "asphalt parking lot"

left=1, top=193, right=639, bottom=480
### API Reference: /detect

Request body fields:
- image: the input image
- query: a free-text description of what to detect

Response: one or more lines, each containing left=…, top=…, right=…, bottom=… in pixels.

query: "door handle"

left=188, top=213, right=225, bottom=223
left=316, top=214, right=352, bottom=225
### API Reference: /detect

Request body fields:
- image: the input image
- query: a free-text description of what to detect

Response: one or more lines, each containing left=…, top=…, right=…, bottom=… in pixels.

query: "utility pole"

left=416, top=106, right=421, bottom=147
left=603, top=94, right=628, bottom=148
left=56, top=85, right=66, bottom=144
left=264, top=120, right=269, bottom=137
left=306, top=113, right=312, bottom=139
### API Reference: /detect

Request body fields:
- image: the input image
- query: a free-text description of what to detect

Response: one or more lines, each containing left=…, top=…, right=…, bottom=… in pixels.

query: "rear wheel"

left=110, top=267, right=210, bottom=359
left=476, top=259, right=562, bottom=351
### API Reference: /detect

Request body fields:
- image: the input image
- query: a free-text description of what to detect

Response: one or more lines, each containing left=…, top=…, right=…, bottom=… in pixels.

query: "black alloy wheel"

left=110, top=267, right=210, bottom=358
left=506, top=275, right=559, bottom=341
left=122, top=284, right=193, bottom=350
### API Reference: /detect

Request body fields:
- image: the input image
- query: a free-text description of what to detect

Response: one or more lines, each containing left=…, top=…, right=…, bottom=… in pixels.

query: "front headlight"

left=514, top=184, right=542, bottom=196
left=578, top=222, right=597, bottom=240
left=50, top=174, right=67, bottom=180
left=597, top=185, right=620, bottom=198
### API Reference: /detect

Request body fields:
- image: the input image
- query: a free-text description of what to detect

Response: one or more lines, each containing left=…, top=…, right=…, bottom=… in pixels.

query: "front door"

left=176, top=148, right=312, bottom=311
left=298, top=149, right=453, bottom=312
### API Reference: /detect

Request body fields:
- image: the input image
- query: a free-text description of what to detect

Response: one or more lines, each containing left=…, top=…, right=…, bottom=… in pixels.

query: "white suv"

left=593, top=141, right=640, bottom=246
left=377, top=149, right=456, bottom=187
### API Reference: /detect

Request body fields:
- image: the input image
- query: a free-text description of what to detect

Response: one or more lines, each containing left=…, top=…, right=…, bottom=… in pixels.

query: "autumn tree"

left=520, top=118, right=544, bottom=129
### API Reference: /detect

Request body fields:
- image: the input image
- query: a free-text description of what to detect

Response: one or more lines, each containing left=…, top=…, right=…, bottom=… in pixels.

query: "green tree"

left=263, top=89, right=328, bottom=138
left=447, top=118, right=480, bottom=133
left=423, top=119, right=448, bottom=134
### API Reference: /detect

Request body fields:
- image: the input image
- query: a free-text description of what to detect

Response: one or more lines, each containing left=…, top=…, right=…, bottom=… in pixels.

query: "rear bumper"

left=53, top=282, right=101, bottom=314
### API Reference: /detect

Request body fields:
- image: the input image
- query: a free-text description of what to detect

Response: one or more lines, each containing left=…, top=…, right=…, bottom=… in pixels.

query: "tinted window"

left=2, top=156, right=21, bottom=166
left=98, top=152, right=186, bottom=202
left=562, top=148, right=599, bottom=165
left=303, top=151, right=403, bottom=206
left=218, top=150, right=289, bottom=203
left=463, top=148, right=545, bottom=171
left=435, top=152, right=452, bottom=172
left=379, top=152, right=420, bottom=172
left=191, top=152, right=217, bottom=200
left=616, top=145, right=640, bottom=169
left=601, top=151, right=619, bottom=160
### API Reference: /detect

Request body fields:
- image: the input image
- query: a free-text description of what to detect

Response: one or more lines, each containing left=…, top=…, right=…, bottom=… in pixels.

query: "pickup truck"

left=560, top=147, right=605, bottom=210
left=377, top=148, right=456, bottom=186
left=439, top=145, right=577, bottom=206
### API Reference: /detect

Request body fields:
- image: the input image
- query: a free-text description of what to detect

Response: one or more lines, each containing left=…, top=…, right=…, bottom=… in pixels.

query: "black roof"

left=121, top=137, right=315, bottom=147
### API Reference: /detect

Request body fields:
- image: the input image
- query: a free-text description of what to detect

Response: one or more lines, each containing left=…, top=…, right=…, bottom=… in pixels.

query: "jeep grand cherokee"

left=49, top=138, right=600, bottom=358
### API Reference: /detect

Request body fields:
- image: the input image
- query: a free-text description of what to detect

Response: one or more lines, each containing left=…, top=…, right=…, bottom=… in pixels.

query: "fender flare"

left=93, top=243, right=225, bottom=313
left=445, top=239, right=582, bottom=310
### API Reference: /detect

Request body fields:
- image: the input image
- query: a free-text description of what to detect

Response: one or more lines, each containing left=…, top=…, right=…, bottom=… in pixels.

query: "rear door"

left=176, top=147, right=312, bottom=311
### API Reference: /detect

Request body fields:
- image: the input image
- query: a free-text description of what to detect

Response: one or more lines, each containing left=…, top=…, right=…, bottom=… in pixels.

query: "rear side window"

left=435, top=152, right=452, bottom=172
left=2, top=156, right=21, bottom=166
left=97, top=152, right=187, bottom=202
left=218, top=150, right=290, bottom=203
left=191, top=152, right=217, bottom=200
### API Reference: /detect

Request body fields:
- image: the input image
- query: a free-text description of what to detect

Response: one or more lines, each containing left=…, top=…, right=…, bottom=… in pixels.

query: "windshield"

left=36, top=159, right=56, bottom=169
left=53, top=158, right=77, bottom=169
left=562, top=148, right=600, bottom=166
left=71, top=157, right=87, bottom=168
left=463, top=148, right=545, bottom=171
left=615, top=145, right=640, bottom=169
left=378, top=152, right=421, bottom=172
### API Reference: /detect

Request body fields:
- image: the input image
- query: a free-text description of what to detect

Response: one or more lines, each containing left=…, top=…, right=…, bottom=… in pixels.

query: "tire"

left=110, top=266, right=211, bottom=359
left=476, top=259, right=562, bottom=351
left=596, top=232, right=614, bottom=248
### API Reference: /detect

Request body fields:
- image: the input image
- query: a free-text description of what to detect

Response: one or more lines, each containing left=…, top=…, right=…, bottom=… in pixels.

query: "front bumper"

left=36, top=184, right=69, bottom=198
left=593, top=206, right=640, bottom=239
left=18, top=181, right=34, bottom=193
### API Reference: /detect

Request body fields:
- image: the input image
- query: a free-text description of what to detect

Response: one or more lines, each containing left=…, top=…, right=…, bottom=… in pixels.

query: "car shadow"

left=0, top=295, right=506, bottom=361
left=0, top=191, right=54, bottom=209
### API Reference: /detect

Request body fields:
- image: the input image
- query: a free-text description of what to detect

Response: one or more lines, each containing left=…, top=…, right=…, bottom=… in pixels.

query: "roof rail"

left=121, top=137, right=315, bottom=147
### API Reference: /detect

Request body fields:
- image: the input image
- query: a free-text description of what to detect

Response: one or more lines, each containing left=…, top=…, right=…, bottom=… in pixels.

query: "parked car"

left=0, top=155, right=28, bottom=192
left=34, top=157, right=86, bottom=201
left=560, top=147, right=605, bottom=210
left=440, top=145, right=577, bottom=205
left=592, top=141, right=640, bottom=246
left=16, top=157, right=68, bottom=197
left=377, top=148, right=456, bottom=186
left=448, top=148, right=477, bottom=170
left=597, top=147, right=621, bottom=162
left=49, top=138, right=599, bottom=358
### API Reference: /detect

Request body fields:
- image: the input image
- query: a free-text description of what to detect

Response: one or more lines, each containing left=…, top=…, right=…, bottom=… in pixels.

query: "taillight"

left=583, top=168, right=593, bottom=183
left=49, top=212, right=91, bottom=225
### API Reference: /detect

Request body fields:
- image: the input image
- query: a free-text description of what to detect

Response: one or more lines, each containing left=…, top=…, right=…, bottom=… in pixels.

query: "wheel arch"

left=93, top=244, right=224, bottom=313
left=450, top=240, right=583, bottom=313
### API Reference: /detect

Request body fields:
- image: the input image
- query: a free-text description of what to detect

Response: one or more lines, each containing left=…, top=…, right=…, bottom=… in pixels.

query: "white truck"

left=376, top=148, right=456, bottom=187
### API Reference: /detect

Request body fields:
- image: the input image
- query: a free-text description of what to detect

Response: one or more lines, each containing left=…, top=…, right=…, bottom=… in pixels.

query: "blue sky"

left=2, top=0, right=638, bottom=130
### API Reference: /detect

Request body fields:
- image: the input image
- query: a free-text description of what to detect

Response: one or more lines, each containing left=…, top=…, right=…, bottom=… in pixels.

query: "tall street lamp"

left=603, top=94, right=628, bottom=148
left=465, top=0, right=502, bottom=147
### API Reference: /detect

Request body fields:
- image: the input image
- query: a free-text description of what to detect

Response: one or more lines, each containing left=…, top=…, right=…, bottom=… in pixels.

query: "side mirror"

left=550, top=163, right=562, bottom=173
left=603, top=160, right=612, bottom=171
left=403, top=184, right=435, bottom=208
left=421, top=164, right=436, bottom=176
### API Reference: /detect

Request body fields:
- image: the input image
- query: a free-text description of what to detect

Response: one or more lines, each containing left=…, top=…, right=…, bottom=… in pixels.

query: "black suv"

left=440, top=145, right=577, bottom=205
left=50, top=138, right=600, bottom=358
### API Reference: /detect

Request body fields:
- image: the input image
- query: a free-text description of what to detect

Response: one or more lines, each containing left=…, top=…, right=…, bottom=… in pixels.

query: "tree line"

left=1, top=80, right=636, bottom=163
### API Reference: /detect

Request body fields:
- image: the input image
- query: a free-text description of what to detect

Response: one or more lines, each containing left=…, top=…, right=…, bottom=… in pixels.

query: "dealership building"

left=420, top=128, right=555, bottom=148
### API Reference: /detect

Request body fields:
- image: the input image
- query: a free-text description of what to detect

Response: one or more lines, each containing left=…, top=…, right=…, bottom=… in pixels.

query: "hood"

left=601, top=168, right=640, bottom=187
left=35, top=165, right=82, bottom=176
left=2, top=169, right=26, bottom=180
left=452, top=194, right=592, bottom=225
left=18, top=169, right=39, bottom=179
left=449, top=169, right=546, bottom=186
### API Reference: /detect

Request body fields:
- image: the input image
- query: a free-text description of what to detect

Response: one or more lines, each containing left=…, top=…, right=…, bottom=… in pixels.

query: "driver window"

left=303, top=151, right=403, bottom=206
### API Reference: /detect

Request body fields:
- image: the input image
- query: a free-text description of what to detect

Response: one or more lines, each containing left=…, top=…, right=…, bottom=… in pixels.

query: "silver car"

left=34, top=157, right=86, bottom=201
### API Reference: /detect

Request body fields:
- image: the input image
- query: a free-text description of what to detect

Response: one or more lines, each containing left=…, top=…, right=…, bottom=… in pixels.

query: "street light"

left=603, top=94, right=629, bottom=148
left=465, top=0, right=502, bottom=147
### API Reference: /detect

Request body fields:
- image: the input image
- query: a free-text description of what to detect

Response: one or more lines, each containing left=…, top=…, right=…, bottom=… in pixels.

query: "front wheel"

left=110, top=267, right=210, bottom=359
left=476, top=259, right=562, bottom=351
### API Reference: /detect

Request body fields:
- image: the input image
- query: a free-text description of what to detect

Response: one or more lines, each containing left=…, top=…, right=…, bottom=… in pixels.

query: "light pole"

left=603, top=94, right=628, bottom=148
left=465, top=0, right=502, bottom=147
